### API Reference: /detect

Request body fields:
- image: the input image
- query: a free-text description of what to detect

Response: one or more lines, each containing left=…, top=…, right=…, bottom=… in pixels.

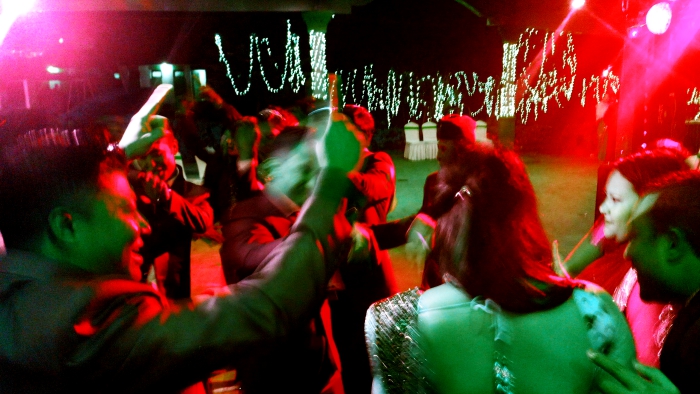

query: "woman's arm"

left=555, top=216, right=607, bottom=278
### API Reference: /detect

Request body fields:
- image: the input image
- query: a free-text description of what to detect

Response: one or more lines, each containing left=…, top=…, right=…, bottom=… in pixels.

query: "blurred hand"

left=348, top=222, right=372, bottom=265
left=588, top=351, right=679, bottom=394
left=405, top=214, right=435, bottom=269
left=316, top=114, right=361, bottom=173
left=135, top=171, right=171, bottom=206
left=119, top=84, right=173, bottom=159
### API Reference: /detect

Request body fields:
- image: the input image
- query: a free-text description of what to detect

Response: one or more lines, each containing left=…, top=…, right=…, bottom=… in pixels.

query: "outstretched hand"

left=316, top=113, right=361, bottom=174
left=589, top=351, right=679, bottom=394
left=119, top=84, right=173, bottom=159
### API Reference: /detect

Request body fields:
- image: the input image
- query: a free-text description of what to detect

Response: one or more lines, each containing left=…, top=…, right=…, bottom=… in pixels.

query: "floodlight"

left=571, top=0, right=585, bottom=10
left=646, top=2, right=672, bottom=35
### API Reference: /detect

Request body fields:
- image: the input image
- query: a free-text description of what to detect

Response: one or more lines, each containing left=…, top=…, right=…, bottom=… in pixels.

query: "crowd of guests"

left=1, top=82, right=700, bottom=394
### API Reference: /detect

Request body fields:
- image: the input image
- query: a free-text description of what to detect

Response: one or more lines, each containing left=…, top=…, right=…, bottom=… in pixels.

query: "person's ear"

left=47, top=207, right=77, bottom=244
left=664, top=228, right=688, bottom=264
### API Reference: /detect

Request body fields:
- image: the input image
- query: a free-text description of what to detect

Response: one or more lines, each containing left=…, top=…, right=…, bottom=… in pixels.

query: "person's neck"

left=675, top=257, right=700, bottom=305
left=38, top=237, right=91, bottom=274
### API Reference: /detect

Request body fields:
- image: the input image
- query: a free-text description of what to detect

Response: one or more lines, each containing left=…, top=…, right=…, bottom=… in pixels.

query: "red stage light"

left=646, top=2, right=672, bottom=35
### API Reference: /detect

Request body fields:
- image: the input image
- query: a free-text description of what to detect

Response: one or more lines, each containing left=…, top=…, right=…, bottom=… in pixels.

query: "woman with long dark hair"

left=365, top=145, right=635, bottom=393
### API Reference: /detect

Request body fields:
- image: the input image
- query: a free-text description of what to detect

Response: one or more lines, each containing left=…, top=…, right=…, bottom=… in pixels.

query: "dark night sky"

left=1, top=0, right=696, bottom=145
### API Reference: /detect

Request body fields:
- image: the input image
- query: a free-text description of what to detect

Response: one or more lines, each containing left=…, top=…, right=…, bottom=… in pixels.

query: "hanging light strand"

left=215, top=33, right=253, bottom=95
left=216, top=26, right=693, bottom=126
left=215, top=20, right=304, bottom=96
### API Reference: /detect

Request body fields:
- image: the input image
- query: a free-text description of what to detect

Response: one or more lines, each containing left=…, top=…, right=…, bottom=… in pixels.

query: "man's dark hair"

left=342, top=105, right=375, bottom=141
left=0, top=128, right=125, bottom=249
left=645, top=170, right=700, bottom=258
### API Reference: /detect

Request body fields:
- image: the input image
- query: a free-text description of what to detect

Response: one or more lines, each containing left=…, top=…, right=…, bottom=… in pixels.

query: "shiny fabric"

left=365, top=288, right=429, bottom=394
left=366, top=286, right=621, bottom=394
left=613, top=268, right=678, bottom=367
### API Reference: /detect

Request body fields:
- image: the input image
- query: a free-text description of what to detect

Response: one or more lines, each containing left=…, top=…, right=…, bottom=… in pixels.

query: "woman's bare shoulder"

left=418, top=283, right=471, bottom=311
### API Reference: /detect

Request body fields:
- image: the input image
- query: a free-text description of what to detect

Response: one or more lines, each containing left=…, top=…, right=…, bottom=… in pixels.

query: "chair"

left=421, top=121, right=438, bottom=160
left=475, top=120, right=493, bottom=146
left=404, top=122, right=422, bottom=161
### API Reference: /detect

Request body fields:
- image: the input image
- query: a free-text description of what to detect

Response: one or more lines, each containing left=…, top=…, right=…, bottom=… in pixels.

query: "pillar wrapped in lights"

left=309, top=31, right=328, bottom=100
left=497, top=42, right=518, bottom=118
left=303, top=12, right=334, bottom=100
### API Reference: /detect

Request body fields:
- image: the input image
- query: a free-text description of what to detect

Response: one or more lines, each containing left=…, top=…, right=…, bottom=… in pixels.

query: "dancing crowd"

left=1, top=83, right=699, bottom=394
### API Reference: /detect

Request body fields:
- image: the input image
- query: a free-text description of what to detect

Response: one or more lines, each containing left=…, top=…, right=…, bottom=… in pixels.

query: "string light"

left=341, top=68, right=496, bottom=125
left=215, top=20, right=305, bottom=96
left=309, top=30, right=328, bottom=99
left=516, top=29, right=579, bottom=122
left=215, top=33, right=252, bottom=95
left=215, top=26, right=695, bottom=126
left=580, top=74, right=620, bottom=107
left=339, top=29, right=596, bottom=125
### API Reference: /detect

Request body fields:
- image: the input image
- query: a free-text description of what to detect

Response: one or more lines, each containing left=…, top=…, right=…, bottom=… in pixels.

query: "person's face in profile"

left=73, top=171, right=150, bottom=279
left=599, top=170, right=639, bottom=243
